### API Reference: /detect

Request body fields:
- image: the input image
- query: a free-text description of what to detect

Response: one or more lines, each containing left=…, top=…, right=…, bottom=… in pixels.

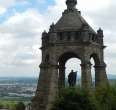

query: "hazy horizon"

left=0, top=73, right=115, bottom=78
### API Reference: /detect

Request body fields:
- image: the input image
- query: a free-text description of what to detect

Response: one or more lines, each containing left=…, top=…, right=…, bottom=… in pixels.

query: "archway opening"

left=58, top=52, right=81, bottom=88
left=65, top=58, right=81, bottom=86
left=90, top=53, right=100, bottom=87
left=90, top=58, right=95, bottom=87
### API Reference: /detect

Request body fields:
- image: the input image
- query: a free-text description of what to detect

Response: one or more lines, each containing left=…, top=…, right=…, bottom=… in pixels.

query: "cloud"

left=0, top=0, right=15, bottom=7
left=0, top=7, right=6, bottom=15
left=0, top=0, right=15, bottom=15
left=37, top=0, right=46, bottom=4
left=0, top=9, right=44, bottom=77
left=78, top=0, right=111, bottom=11
left=0, top=0, right=116, bottom=77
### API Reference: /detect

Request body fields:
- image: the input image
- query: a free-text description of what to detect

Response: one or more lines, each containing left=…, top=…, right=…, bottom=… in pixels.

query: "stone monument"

left=32, top=0, right=108, bottom=110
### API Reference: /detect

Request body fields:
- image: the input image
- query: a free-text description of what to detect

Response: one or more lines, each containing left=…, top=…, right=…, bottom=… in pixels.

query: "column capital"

left=80, top=61, right=92, bottom=67
left=94, top=63, right=106, bottom=68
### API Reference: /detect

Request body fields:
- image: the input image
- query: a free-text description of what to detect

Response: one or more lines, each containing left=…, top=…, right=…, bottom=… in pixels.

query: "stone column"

left=32, top=63, right=49, bottom=110
left=94, top=63, right=108, bottom=87
left=58, top=66, right=65, bottom=90
left=32, top=63, right=59, bottom=110
left=81, top=62, right=92, bottom=89
left=46, top=64, right=59, bottom=110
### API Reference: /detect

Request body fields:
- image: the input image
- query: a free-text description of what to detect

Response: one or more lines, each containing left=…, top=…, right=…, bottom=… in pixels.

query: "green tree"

left=0, top=103, right=3, bottom=109
left=16, top=102, right=25, bottom=110
left=95, top=85, right=116, bottom=110
left=52, top=87, right=99, bottom=110
left=9, top=103, right=17, bottom=110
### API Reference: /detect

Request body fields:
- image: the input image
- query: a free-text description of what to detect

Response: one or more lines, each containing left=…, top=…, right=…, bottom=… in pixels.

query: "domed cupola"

left=54, top=0, right=95, bottom=33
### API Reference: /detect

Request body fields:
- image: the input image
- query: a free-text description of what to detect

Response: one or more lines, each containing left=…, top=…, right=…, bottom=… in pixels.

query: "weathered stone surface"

left=32, top=0, right=108, bottom=110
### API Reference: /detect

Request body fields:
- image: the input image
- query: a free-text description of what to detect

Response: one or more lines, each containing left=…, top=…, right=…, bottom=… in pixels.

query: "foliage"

left=15, top=102, right=25, bottom=110
left=0, top=100, right=30, bottom=110
left=0, top=103, right=3, bottom=109
left=95, top=85, right=116, bottom=110
left=0, top=101, right=17, bottom=110
left=52, top=85, right=116, bottom=110
left=52, top=87, right=99, bottom=110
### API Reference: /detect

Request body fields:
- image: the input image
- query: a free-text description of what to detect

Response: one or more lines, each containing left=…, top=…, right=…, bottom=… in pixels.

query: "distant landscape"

left=0, top=77, right=38, bottom=102
left=0, top=74, right=116, bottom=102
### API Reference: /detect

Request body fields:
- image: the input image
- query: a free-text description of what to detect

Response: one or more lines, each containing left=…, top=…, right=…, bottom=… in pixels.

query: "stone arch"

left=90, top=53, right=100, bottom=87
left=57, top=52, right=81, bottom=89
left=58, top=52, right=81, bottom=66
left=90, top=53, right=100, bottom=66
left=90, top=53, right=106, bottom=87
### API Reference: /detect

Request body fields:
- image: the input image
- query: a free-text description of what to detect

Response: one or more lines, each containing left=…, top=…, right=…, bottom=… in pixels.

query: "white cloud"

left=78, top=0, right=111, bottom=11
left=0, top=0, right=15, bottom=7
left=0, top=0, right=116, bottom=77
left=0, top=0, right=15, bottom=14
left=0, top=9, right=44, bottom=76
left=0, top=7, right=6, bottom=15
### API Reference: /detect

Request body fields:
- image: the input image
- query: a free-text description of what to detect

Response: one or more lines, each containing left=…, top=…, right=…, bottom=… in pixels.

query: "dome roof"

left=54, top=0, right=96, bottom=34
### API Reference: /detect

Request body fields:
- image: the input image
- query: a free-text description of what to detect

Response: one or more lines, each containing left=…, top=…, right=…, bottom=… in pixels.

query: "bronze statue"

left=68, top=70, right=77, bottom=86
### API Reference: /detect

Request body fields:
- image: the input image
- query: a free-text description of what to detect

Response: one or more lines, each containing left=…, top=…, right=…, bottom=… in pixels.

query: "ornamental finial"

left=66, top=0, right=77, bottom=10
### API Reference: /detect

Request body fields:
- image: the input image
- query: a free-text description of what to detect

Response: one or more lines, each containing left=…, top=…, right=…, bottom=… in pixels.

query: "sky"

left=0, top=0, right=116, bottom=77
